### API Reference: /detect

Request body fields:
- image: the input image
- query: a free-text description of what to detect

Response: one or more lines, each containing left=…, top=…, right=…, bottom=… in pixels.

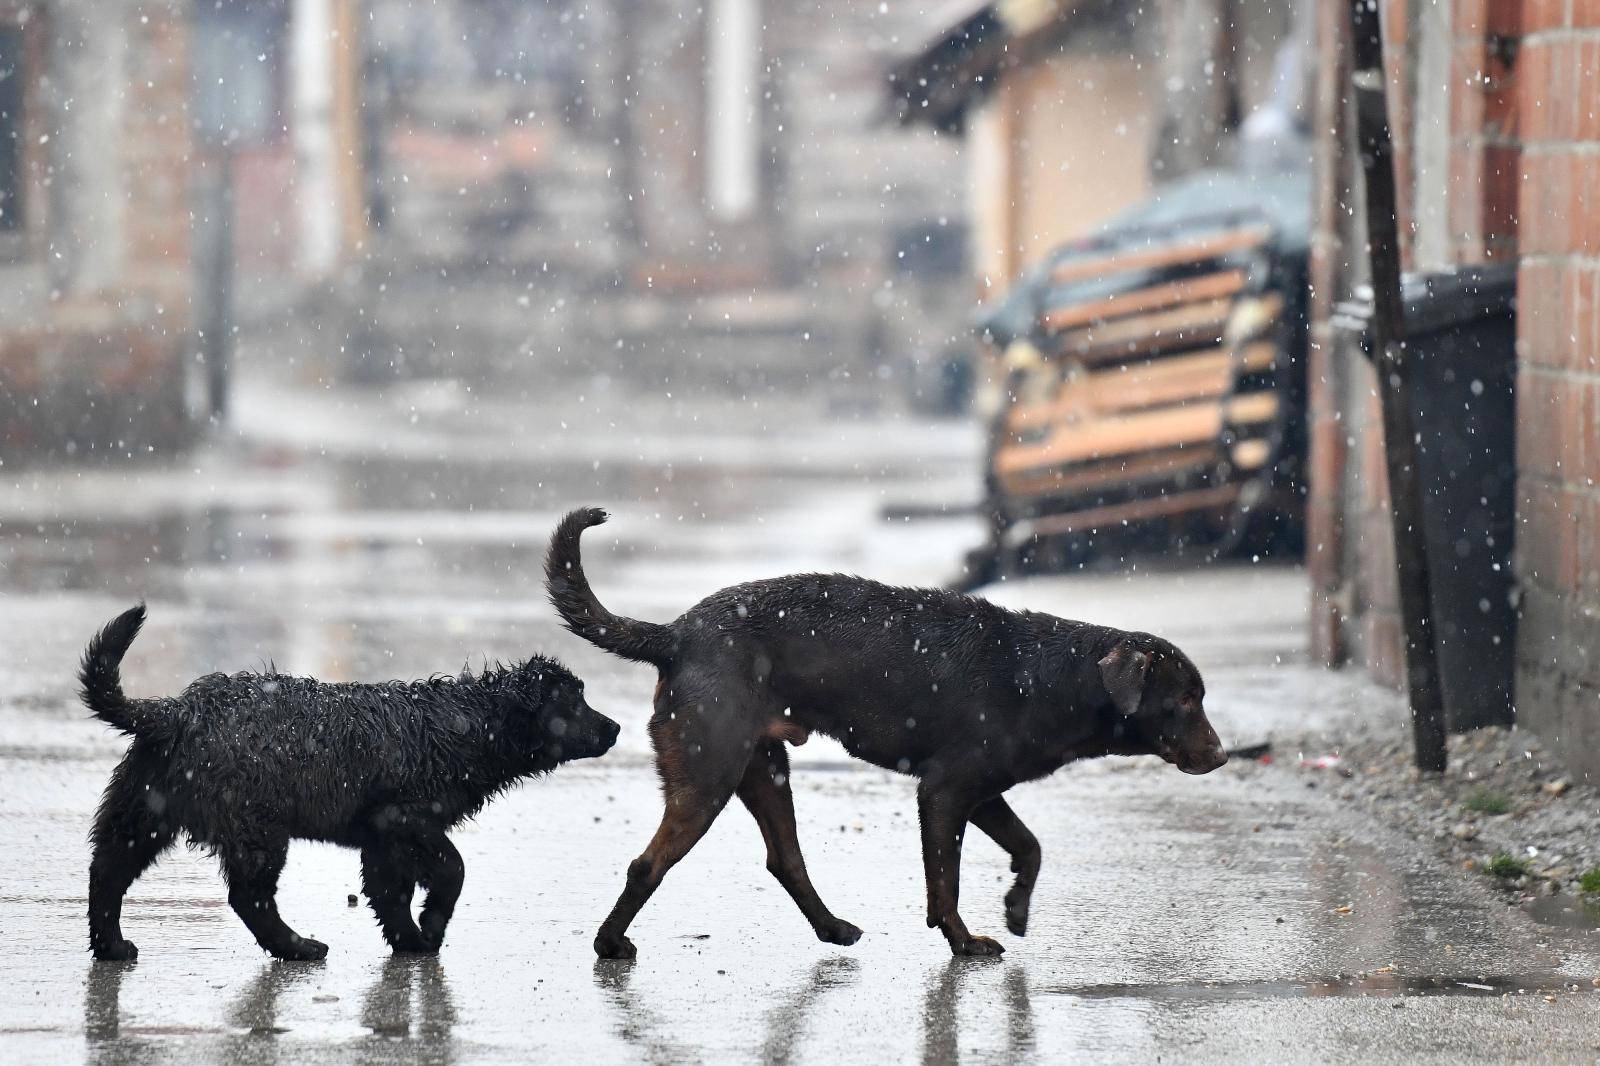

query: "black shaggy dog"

left=547, top=507, right=1228, bottom=959
left=82, top=605, right=619, bottom=962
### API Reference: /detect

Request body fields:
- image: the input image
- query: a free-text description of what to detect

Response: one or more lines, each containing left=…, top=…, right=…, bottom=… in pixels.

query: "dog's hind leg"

left=594, top=691, right=748, bottom=960
left=595, top=783, right=733, bottom=960
left=415, top=830, right=464, bottom=950
left=87, top=754, right=177, bottom=961
left=968, top=796, right=1041, bottom=936
left=361, top=839, right=432, bottom=954
left=736, top=741, right=861, bottom=947
left=222, top=838, right=327, bottom=961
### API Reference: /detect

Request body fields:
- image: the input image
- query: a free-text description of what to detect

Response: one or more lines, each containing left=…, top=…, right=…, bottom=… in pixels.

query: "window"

left=0, top=26, right=22, bottom=233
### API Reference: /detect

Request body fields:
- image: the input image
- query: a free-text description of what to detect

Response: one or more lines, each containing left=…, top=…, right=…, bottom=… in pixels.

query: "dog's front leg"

left=415, top=831, right=465, bottom=949
left=361, top=841, right=431, bottom=954
left=917, top=779, right=1003, bottom=957
left=969, top=796, right=1041, bottom=936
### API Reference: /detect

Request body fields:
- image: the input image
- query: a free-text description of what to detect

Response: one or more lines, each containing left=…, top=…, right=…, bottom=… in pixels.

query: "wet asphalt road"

left=3, top=376, right=1600, bottom=1063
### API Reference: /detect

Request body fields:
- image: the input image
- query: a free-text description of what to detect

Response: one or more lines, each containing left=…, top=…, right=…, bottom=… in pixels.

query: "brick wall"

left=1514, top=0, right=1600, bottom=775
left=1450, top=0, right=1523, bottom=262
left=1310, top=0, right=1600, bottom=770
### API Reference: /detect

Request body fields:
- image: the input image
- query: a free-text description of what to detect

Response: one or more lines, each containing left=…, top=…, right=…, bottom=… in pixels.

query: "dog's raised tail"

left=545, top=508, right=675, bottom=666
left=80, top=604, right=158, bottom=736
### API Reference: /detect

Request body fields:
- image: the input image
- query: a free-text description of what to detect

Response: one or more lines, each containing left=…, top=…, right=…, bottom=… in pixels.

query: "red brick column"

left=123, top=3, right=193, bottom=314
left=1451, top=0, right=1523, bottom=260
left=1515, top=1, right=1600, bottom=774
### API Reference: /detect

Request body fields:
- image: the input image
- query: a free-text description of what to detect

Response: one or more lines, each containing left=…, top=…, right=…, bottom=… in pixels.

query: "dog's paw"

left=1004, top=894, right=1030, bottom=937
left=816, top=919, right=862, bottom=947
left=273, top=936, right=328, bottom=962
left=419, top=913, right=450, bottom=947
left=950, top=935, right=1005, bottom=958
left=389, top=928, right=441, bottom=955
left=93, top=939, right=139, bottom=962
left=594, top=934, right=637, bottom=960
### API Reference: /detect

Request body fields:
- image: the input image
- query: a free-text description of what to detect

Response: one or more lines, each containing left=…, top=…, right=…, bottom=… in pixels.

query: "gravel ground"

left=1259, top=722, right=1600, bottom=925
left=984, top=561, right=1600, bottom=935
left=981, top=560, right=1600, bottom=931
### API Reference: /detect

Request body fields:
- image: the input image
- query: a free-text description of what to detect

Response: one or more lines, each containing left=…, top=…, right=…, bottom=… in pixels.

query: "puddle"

left=1525, top=893, right=1600, bottom=932
left=1043, top=973, right=1588, bottom=1003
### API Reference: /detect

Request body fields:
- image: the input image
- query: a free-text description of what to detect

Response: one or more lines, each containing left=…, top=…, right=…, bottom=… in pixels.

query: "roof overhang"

left=884, top=4, right=1005, bottom=134
left=884, top=1, right=1116, bottom=134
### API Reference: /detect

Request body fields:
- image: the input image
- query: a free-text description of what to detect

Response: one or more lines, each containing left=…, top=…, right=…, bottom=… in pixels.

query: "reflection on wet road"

left=4, top=380, right=1599, bottom=1063
left=14, top=764, right=1600, bottom=1063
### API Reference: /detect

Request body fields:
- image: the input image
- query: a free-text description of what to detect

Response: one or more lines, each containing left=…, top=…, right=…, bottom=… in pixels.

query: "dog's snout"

left=1176, top=717, right=1228, bottom=775
left=578, top=705, right=620, bottom=756
left=1177, top=749, right=1226, bottom=775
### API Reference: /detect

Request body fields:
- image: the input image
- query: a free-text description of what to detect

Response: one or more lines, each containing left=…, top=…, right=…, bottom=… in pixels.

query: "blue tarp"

left=976, top=165, right=1312, bottom=347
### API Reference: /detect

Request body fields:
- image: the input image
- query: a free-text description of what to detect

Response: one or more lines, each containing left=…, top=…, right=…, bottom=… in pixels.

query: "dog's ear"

left=503, top=694, right=545, bottom=749
left=1097, top=643, right=1150, bottom=716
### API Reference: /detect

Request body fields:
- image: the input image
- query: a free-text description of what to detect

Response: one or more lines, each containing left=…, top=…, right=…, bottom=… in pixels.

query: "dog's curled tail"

left=545, top=508, right=675, bottom=666
left=80, top=604, right=159, bottom=736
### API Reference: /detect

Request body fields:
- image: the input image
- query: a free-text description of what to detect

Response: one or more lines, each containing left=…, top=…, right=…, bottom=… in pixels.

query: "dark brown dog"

left=546, top=508, right=1227, bottom=958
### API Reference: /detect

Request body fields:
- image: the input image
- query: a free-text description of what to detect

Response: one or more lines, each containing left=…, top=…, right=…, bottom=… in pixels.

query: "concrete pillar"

left=332, top=0, right=365, bottom=257
left=292, top=0, right=339, bottom=278
left=706, top=0, right=760, bottom=220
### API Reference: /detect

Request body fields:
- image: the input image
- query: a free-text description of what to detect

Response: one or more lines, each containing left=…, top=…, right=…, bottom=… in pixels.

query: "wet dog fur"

left=546, top=507, right=1227, bottom=958
left=82, top=605, right=619, bottom=961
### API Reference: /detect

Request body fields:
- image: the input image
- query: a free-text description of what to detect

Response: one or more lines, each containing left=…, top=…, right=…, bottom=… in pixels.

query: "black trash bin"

left=1334, top=264, right=1517, bottom=732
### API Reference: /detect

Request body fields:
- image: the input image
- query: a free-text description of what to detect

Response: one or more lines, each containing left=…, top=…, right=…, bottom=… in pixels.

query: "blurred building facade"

left=0, top=0, right=371, bottom=458
left=889, top=0, right=1308, bottom=298
left=190, top=0, right=366, bottom=286
left=887, top=1, right=1315, bottom=572
left=893, top=0, right=1600, bottom=768
left=1307, top=0, right=1600, bottom=770
left=0, top=0, right=196, bottom=457
left=340, top=0, right=970, bottom=392
left=2, top=0, right=971, bottom=459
